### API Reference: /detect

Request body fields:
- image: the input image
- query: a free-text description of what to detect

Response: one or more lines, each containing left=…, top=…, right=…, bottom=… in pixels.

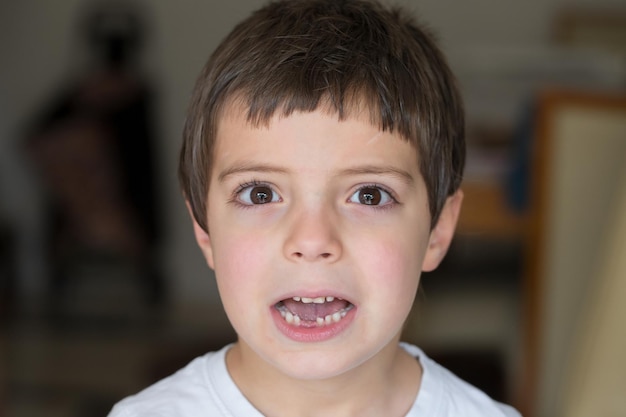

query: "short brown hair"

left=180, top=0, right=465, bottom=232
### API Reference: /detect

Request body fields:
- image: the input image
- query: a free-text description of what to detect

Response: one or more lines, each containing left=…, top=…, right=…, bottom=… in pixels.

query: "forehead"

left=218, top=90, right=418, bottom=138
left=212, top=101, right=421, bottom=181
left=215, top=96, right=419, bottom=153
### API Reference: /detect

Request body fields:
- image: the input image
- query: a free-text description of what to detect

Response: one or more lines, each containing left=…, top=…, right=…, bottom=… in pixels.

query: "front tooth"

left=324, top=315, right=332, bottom=325
left=326, top=296, right=334, bottom=302
left=316, top=317, right=324, bottom=326
left=301, top=297, right=314, bottom=304
left=332, top=312, right=342, bottom=323
left=313, top=297, right=325, bottom=304
left=292, top=296, right=301, bottom=302
left=293, top=315, right=301, bottom=326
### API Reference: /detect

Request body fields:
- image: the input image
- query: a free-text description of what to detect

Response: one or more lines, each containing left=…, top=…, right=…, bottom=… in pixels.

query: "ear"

left=186, top=201, right=215, bottom=270
left=421, top=190, right=463, bottom=272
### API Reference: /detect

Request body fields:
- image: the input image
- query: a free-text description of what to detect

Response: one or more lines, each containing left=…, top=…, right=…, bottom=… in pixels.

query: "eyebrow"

left=217, top=163, right=289, bottom=182
left=337, top=166, right=415, bottom=185
left=217, top=162, right=415, bottom=185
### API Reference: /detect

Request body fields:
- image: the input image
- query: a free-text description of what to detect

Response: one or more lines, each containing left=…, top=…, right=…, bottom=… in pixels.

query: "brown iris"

left=250, top=185, right=273, bottom=204
left=358, top=187, right=381, bottom=205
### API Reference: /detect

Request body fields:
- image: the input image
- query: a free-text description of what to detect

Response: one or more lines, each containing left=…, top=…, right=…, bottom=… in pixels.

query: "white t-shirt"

left=109, top=343, right=520, bottom=416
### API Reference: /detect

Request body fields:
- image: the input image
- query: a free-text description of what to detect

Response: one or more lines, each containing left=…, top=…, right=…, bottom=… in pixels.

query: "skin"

left=191, top=105, right=463, bottom=417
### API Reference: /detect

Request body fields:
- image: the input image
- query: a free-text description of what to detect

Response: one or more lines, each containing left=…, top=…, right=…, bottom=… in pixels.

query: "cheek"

left=213, top=232, right=271, bottom=294
left=358, top=237, right=425, bottom=293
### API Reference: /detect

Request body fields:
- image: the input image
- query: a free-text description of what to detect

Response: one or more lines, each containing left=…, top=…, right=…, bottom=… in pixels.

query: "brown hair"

left=180, top=0, right=465, bottom=232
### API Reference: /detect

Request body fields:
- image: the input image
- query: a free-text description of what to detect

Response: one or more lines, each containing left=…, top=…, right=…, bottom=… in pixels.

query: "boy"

left=110, top=0, right=520, bottom=415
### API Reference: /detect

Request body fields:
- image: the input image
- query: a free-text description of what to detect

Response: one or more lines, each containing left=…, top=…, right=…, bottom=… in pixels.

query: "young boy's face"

left=192, top=104, right=461, bottom=381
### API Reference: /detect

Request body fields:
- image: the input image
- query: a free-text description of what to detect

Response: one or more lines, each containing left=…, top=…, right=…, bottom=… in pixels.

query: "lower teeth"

left=278, top=305, right=353, bottom=327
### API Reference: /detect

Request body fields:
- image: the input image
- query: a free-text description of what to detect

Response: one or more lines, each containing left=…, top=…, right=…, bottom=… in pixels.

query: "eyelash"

left=233, top=179, right=262, bottom=195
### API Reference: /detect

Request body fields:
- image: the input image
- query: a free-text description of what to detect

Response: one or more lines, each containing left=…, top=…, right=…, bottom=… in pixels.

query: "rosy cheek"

left=373, top=238, right=408, bottom=266
left=363, top=240, right=421, bottom=290
left=216, top=234, right=269, bottom=283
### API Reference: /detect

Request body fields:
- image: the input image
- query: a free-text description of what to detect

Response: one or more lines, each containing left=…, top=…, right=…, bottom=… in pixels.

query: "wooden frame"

left=519, top=89, right=626, bottom=417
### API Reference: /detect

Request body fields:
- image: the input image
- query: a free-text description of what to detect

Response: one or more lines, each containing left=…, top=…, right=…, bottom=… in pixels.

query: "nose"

left=283, top=205, right=343, bottom=263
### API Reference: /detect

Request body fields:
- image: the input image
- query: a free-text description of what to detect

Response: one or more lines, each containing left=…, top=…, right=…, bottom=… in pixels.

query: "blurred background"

left=1, top=1, right=624, bottom=416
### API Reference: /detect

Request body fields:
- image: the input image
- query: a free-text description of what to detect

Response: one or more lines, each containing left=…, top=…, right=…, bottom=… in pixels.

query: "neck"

left=226, top=339, right=422, bottom=417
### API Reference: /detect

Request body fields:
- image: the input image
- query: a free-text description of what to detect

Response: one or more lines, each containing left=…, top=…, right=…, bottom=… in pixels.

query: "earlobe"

left=186, top=201, right=215, bottom=270
left=421, top=190, right=463, bottom=272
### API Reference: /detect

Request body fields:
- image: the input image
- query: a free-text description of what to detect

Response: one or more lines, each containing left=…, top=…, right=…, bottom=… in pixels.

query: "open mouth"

left=275, top=296, right=355, bottom=328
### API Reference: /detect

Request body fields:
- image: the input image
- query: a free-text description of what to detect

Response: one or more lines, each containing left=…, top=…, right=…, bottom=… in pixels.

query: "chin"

left=268, top=350, right=367, bottom=381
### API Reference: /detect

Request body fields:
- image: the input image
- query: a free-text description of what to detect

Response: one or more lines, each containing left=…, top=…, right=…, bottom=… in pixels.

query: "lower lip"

left=271, top=306, right=356, bottom=343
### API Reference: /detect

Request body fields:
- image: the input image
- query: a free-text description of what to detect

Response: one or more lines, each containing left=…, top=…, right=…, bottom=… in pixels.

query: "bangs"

left=227, top=79, right=417, bottom=144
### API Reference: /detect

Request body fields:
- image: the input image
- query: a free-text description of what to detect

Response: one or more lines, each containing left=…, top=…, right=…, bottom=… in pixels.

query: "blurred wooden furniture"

left=561, top=158, right=626, bottom=417
left=520, top=89, right=626, bottom=417
left=457, top=181, right=525, bottom=239
left=553, top=8, right=626, bottom=57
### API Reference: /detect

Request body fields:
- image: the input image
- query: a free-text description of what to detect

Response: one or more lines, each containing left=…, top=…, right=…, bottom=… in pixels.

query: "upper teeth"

left=293, top=296, right=335, bottom=304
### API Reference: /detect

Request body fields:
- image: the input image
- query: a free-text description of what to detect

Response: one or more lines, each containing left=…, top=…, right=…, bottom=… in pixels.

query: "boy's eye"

left=238, top=184, right=280, bottom=205
left=349, top=186, right=393, bottom=206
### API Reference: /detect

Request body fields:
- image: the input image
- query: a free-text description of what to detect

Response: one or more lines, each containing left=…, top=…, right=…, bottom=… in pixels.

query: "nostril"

left=290, top=251, right=333, bottom=260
